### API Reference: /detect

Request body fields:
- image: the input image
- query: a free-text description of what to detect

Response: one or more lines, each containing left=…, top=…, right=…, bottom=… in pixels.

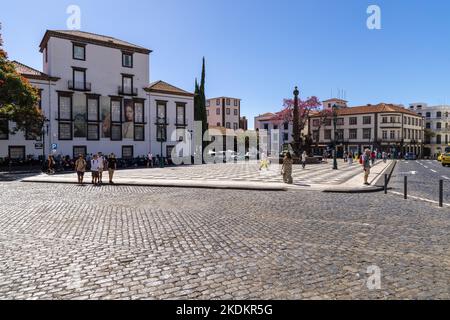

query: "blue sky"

left=2, top=0, right=450, bottom=128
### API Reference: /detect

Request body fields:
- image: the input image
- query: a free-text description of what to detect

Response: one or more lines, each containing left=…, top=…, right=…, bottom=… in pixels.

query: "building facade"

left=409, top=103, right=450, bottom=157
left=206, top=97, right=241, bottom=130
left=309, top=103, right=424, bottom=157
left=1, top=30, right=194, bottom=160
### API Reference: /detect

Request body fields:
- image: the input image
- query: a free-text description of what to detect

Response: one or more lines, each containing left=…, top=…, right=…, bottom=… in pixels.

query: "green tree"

left=0, top=44, right=43, bottom=136
left=194, top=57, right=208, bottom=156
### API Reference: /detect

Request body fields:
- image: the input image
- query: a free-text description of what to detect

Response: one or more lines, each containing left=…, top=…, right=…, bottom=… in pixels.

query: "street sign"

left=51, top=143, right=58, bottom=150
left=35, top=143, right=43, bottom=149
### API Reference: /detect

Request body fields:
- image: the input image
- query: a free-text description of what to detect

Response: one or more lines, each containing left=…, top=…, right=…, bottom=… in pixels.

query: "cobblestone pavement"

left=0, top=181, right=449, bottom=300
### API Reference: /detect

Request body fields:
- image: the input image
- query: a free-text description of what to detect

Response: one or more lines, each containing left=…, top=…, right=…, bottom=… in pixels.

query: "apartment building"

left=206, top=97, right=241, bottom=130
left=409, top=103, right=450, bottom=157
left=1, top=30, right=194, bottom=160
left=309, top=103, right=424, bottom=157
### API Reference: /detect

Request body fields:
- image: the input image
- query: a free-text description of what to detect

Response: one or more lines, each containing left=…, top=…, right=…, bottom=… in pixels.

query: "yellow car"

left=442, top=153, right=450, bottom=167
left=438, top=154, right=443, bottom=162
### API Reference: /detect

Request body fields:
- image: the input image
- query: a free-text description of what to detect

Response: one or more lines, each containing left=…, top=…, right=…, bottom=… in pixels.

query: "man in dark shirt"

left=108, top=153, right=117, bottom=184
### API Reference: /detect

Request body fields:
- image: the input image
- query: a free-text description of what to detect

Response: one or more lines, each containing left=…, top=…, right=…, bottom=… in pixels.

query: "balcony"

left=118, top=86, right=138, bottom=96
left=68, top=81, right=91, bottom=91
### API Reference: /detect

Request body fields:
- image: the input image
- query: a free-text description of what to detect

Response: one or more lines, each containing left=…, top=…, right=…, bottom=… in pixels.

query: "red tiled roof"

left=12, top=61, right=59, bottom=81
left=145, top=80, right=194, bottom=97
left=310, top=103, right=421, bottom=117
left=39, top=30, right=151, bottom=54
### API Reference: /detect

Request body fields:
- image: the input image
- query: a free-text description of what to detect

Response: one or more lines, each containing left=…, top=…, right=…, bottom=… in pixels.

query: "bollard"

left=404, top=176, right=408, bottom=200
left=439, top=180, right=444, bottom=208
left=384, top=174, right=388, bottom=194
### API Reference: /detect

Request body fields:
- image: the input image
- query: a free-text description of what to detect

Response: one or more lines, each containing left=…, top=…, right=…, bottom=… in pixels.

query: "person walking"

left=281, top=152, right=293, bottom=184
left=147, top=153, right=153, bottom=168
left=74, top=154, right=87, bottom=185
left=348, top=151, right=353, bottom=166
left=108, top=153, right=117, bottom=184
left=259, top=152, right=269, bottom=171
left=47, top=155, right=55, bottom=175
left=362, top=149, right=372, bottom=185
left=382, top=151, right=387, bottom=163
left=90, top=154, right=100, bottom=186
left=301, top=151, right=307, bottom=169
left=98, top=153, right=105, bottom=185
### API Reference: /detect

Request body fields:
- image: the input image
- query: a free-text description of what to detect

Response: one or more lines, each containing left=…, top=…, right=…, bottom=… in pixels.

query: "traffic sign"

left=51, top=143, right=58, bottom=150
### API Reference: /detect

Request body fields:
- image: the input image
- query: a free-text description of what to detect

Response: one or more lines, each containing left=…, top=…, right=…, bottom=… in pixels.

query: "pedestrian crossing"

left=114, top=160, right=366, bottom=186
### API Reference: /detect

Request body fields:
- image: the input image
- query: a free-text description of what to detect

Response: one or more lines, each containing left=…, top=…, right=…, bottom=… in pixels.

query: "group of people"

left=73, top=153, right=117, bottom=186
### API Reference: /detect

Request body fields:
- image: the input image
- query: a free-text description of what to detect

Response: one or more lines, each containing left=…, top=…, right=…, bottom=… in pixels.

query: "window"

left=390, top=130, right=396, bottom=140
left=408, top=118, right=411, bottom=125
left=437, top=122, right=442, bottom=129
left=284, top=133, right=289, bottom=141
left=234, top=100, right=238, bottom=106
left=426, top=112, right=431, bottom=118
left=263, top=124, right=269, bottom=130
left=436, top=135, right=442, bottom=144
left=349, top=117, right=357, bottom=125
left=72, top=68, right=87, bottom=90
left=122, top=146, right=134, bottom=159
left=336, top=129, right=344, bottom=140
left=312, top=130, right=319, bottom=141
left=134, top=101, right=144, bottom=123
left=176, top=103, right=186, bottom=126
left=217, top=122, right=221, bottom=127
left=226, top=108, right=231, bottom=115
left=426, top=122, right=431, bottom=129
left=382, top=117, right=388, bottom=124
left=122, top=75, right=134, bottom=95
left=226, top=122, right=231, bottom=129
left=8, top=146, right=25, bottom=160
left=363, top=128, right=371, bottom=140
left=122, top=52, right=133, bottom=68
left=226, top=99, right=230, bottom=106
left=134, top=125, right=144, bottom=141
left=363, top=116, right=371, bottom=125
left=233, top=123, right=238, bottom=130
left=156, top=102, right=167, bottom=142
left=437, top=112, right=442, bottom=119
left=38, top=90, right=43, bottom=110
left=390, top=116, right=397, bottom=123
left=110, top=99, right=122, bottom=141
left=73, top=146, right=87, bottom=158
left=0, top=118, right=8, bottom=140
left=273, top=125, right=278, bottom=130
left=58, top=94, right=73, bottom=140
left=234, top=109, right=238, bottom=116
left=382, top=131, right=388, bottom=140
left=349, top=129, right=357, bottom=139
left=325, top=119, right=332, bottom=126
left=336, top=118, right=344, bottom=126
left=87, top=97, right=99, bottom=122
left=284, top=122, right=289, bottom=130
left=73, top=43, right=85, bottom=61
left=216, top=99, right=220, bottom=106
left=216, top=108, right=220, bottom=115
left=313, top=119, right=320, bottom=127
left=59, top=123, right=72, bottom=140
left=324, top=130, right=332, bottom=140
left=87, top=124, right=99, bottom=140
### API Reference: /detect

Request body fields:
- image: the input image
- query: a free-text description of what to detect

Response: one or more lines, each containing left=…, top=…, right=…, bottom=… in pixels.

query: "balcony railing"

left=68, top=81, right=91, bottom=91
left=118, top=86, right=138, bottom=96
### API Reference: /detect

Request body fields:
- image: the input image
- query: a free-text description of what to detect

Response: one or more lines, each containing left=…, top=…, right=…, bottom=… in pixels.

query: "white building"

left=254, top=113, right=293, bottom=154
left=409, top=103, right=450, bottom=157
left=1, top=30, right=194, bottom=161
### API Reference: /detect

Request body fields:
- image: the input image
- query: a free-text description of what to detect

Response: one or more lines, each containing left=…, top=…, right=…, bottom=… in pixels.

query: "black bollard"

left=384, top=174, right=388, bottom=194
left=404, top=176, right=408, bottom=200
left=439, top=180, right=444, bottom=208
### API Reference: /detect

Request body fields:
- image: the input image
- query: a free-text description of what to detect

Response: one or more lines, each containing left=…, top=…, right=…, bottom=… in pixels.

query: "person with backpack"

left=74, top=154, right=87, bottom=185
left=361, top=149, right=372, bottom=185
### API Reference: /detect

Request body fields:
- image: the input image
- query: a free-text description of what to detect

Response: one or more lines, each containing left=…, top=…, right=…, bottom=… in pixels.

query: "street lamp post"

left=332, top=104, right=339, bottom=170
left=41, top=118, right=50, bottom=166
left=156, top=116, right=166, bottom=168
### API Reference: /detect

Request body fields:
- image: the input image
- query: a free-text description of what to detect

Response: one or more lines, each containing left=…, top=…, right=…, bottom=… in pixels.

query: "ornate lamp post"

left=292, top=86, right=300, bottom=157
left=332, top=104, right=339, bottom=170
left=156, top=116, right=167, bottom=168
left=41, top=117, right=50, bottom=163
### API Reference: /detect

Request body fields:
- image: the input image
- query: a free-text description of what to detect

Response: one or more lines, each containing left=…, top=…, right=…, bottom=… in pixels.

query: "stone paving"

left=0, top=181, right=449, bottom=300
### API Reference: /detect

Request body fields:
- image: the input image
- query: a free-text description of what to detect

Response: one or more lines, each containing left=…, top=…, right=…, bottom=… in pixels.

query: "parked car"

left=438, top=154, right=443, bottom=162
left=441, top=153, right=450, bottom=167
left=404, top=152, right=417, bottom=160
